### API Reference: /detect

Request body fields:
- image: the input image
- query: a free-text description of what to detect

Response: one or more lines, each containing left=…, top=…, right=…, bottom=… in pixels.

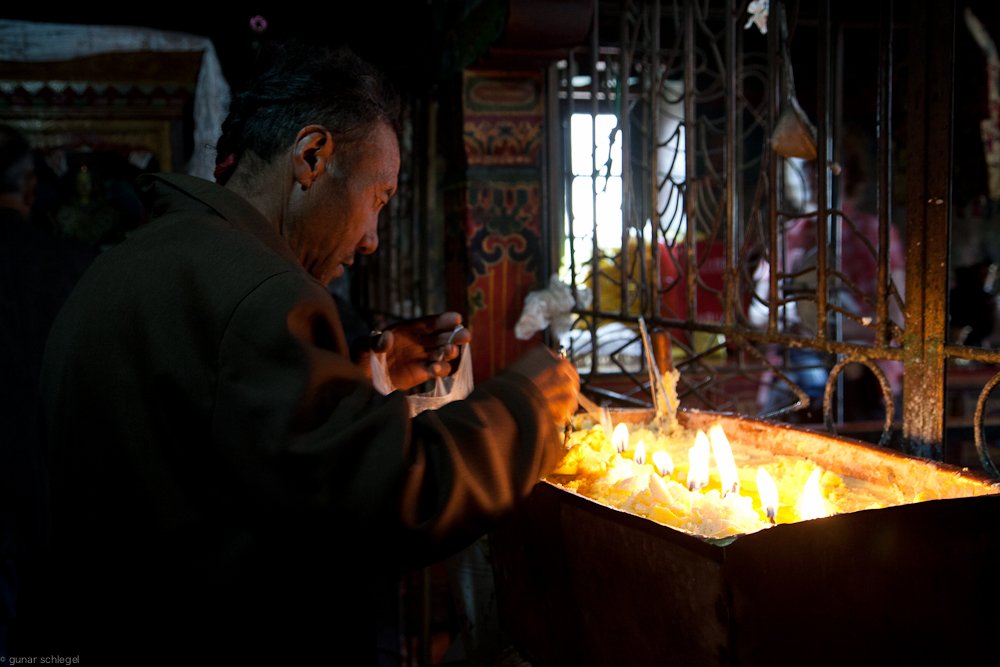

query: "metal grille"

left=557, top=0, right=1000, bottom=472
left=357, top=94, right=444, bottom=326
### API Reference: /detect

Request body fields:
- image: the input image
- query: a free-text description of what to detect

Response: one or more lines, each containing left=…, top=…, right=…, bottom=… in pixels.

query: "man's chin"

left=312, top=263, right=342, bottom=286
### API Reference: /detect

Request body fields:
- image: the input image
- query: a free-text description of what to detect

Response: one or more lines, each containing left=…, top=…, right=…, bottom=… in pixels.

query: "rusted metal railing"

left=555, top=0, right=1000, bottom=477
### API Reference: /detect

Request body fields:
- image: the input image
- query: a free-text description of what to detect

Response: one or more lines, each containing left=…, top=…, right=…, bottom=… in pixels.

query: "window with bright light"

left=563, top=98, right=686, bottom=285
left=564, top=113, right=622, bottom=281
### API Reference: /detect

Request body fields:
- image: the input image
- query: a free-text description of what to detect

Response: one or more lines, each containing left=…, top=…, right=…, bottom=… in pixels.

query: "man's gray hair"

left=213, top=43, right=400, bottom=186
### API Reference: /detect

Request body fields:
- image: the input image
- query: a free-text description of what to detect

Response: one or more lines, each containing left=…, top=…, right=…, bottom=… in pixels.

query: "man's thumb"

left=373, top=330, right=394, bottom=354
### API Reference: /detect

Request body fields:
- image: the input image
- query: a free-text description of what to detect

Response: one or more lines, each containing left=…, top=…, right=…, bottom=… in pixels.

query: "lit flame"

left=611, top=423, right=629, bottom=453
left=633, top=440, right=646, bottom=466
left=708, top=424, right=740, bottom=497
left=795, top=467, right=829, bottom=520
left=756, top=467, right=779, bottom=524
left=687, top=430, right=710, bottom=491
left=652, top=450, right=674, bottom=477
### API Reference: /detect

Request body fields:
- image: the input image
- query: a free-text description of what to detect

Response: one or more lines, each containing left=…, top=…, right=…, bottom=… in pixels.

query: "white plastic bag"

left=514, top=274, right=590, bottom=340
left=370, top=343, right=474, bottom=417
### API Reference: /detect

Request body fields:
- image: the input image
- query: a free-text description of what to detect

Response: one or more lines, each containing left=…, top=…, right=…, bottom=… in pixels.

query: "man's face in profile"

left=285, top=122, right=400, bottom=285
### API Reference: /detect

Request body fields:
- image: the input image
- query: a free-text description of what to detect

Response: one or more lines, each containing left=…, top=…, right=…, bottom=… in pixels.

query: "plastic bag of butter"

left=370, top=343, right=474, bottom=417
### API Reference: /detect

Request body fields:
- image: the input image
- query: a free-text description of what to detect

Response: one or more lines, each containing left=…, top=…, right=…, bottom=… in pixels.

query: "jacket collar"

left=135, top=173, right=305, bottom=271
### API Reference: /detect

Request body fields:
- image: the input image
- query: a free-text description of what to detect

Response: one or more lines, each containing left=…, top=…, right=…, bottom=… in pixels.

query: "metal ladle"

left=770, top=2, right=817, bottom=160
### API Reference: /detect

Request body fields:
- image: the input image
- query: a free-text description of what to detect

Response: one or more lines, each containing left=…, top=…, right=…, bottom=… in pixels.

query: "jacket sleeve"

left=210, top=271, right=562, bottom=567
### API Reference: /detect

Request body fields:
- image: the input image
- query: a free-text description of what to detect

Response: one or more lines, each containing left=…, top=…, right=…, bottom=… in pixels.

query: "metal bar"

left=875, top=0, right=893, bottom=349
left=823, top=357, right=895, bottom=447
left=724, top=0, right=737, bottom=328
left=742, top=342, right=810, bottom=419
left=734, top=12, right=745, bottom=327
left=903, top=0, right=954, bottom=460
left=587, top=385, right=654, bottom=408
left=563, top=49, right=580, bottom=292
left=815, top=0, right=830, bottom=343
left=651, top=0, right=662, bottom=320
left=620, top=1, right=632, bottom=318
left=591, top=2, right=601, bottom=377
left=545, top=62, right=562, bottom=303
left=944, top=344, right=1000, bottom=364
left=567, top=51, right=578, bottom=308
left=922, top=0, right=954, bottom=459
left=902, top=0, right=929, bottom=456
left=569, top=309, right=909, bottom=361
left=675, top=374, right=718, bottom=410
left=974, top=371, right=1000, bottom=479
left=636, top=6, right=650, bottom=316
left=684, top=0, right=697, bottom=328
left=833, top=20, right=844, bottom=425
left=564, top=57, right=578, bottom=359
left=767, top=1, right=779, bottom=336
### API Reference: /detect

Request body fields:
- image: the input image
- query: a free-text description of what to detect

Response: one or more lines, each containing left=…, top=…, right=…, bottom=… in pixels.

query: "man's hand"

left=356, top=312, right=472, bottom=391
left=508, top=347, right=580, bottom=425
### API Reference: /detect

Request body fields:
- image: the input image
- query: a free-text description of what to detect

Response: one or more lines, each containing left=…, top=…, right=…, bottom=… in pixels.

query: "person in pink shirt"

left=760, top=130, right=905, bottom=421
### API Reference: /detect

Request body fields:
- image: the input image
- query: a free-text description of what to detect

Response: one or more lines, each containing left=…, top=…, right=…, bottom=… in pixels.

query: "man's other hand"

left=356, top=312, right=471, bottom=391
left=508, top=347, right=580, bottom=425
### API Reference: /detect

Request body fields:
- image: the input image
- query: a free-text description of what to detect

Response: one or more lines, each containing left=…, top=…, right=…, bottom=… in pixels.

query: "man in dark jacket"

left=38, top=45, right=577, bottom=663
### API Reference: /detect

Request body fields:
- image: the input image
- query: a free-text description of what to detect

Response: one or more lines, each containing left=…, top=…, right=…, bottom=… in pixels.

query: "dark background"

left=1, top=2, right=507, bottom=92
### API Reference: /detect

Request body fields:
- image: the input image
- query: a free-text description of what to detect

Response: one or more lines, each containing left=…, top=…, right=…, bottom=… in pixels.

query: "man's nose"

left=357, top=221, right=379, bottom=255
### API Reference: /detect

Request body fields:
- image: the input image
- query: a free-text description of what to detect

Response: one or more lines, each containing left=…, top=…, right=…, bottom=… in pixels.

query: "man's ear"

left=292, top=126, right=335, bottom=189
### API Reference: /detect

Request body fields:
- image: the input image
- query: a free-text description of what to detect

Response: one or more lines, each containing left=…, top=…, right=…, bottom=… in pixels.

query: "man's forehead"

left=379, top=160, right=399, bottom=186
left=374, top=128, right=400, bottom=186
left=346, top=125, right=398, bottom=178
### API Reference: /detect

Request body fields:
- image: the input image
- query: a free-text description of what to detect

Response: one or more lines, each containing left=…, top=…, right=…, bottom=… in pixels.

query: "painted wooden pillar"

left=448, top=69, right=547, bottom=382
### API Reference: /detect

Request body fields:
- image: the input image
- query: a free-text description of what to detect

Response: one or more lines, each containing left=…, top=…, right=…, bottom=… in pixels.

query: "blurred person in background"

left=755, top=128, right=905, bottom=422
left=0, top=125, right=95, bottom=659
